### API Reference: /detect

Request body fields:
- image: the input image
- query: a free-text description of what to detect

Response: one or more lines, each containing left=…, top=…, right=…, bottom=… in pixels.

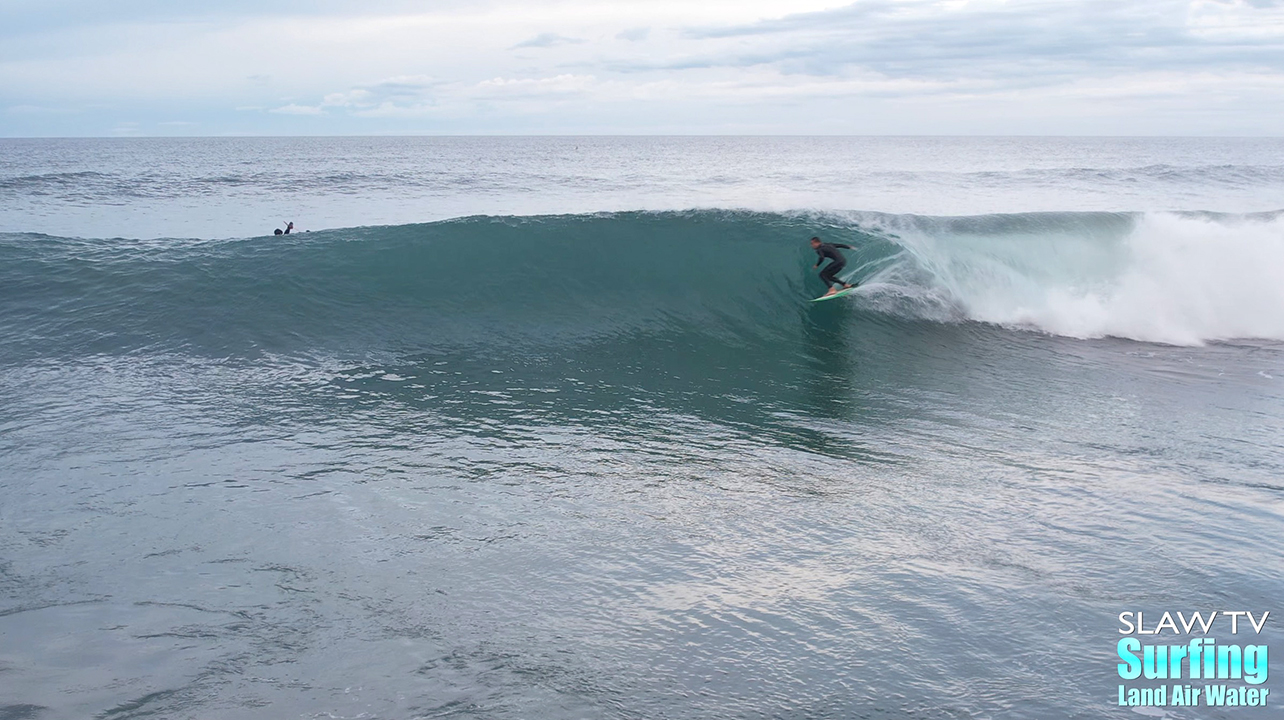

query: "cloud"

left=617, top=27, right=650, bottom=41
left=687, top=0, right=899, bottom=39
left=660, top=0, right=1284, bottom=84
left=259, top=72, right=600, bottom=122
left=109, top=120, right=140, bottom=135
left=269, top=103, right=324, bottom=115
left=512, top=32, right=584, bottom=49
left=2, top=0, right=1283, bottom=135
left=6, top=103, right=71, bottom=114
left=476, top=73, right=596, bottom=95
left=0, top=0, right=492, bottom=40
left=307, top=74, right=449, bottom=118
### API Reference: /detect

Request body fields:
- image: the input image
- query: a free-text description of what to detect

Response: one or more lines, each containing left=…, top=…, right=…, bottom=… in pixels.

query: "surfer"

left=810, top=237, right=855, bottom=296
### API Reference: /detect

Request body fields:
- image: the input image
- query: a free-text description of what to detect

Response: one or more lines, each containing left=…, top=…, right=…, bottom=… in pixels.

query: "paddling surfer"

left=810, top=237, right=855, bottom=296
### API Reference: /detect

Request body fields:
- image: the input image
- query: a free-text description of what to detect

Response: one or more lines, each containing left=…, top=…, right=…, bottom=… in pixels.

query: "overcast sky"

left=2, top=0, right=1282, bottom=136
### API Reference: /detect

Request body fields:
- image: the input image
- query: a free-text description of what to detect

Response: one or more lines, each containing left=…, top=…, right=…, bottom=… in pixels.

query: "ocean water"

left=1, top=137, right=1282, bottom=719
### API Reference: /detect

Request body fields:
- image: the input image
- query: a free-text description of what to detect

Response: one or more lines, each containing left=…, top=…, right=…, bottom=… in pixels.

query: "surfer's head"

left=809, top=237, right=821, bottom=247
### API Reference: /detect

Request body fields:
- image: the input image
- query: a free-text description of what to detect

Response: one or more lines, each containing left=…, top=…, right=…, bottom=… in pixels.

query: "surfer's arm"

left=834, top=244, right=853, bottom=250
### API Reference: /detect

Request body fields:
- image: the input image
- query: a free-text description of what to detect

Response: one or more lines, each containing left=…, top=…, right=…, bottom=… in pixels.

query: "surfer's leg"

left=819, top=263, right=844, bottom=288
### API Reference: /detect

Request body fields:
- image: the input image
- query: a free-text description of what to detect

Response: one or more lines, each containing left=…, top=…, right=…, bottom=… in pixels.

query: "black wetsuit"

left=814, top=242, right=853, bottom=288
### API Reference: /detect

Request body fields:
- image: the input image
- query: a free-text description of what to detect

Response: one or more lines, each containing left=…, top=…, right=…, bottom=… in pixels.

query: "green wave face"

left=3, top=208, right=1281, bottom=366
left=0, top=210, right=895, bottom=362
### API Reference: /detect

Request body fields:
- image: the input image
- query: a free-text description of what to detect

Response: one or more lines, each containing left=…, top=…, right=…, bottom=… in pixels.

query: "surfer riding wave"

left=811, top=237, right=855, bottom=297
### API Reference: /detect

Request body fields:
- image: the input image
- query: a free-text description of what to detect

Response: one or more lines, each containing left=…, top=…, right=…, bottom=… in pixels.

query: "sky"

left=1, top=0, right=1282, bottom=136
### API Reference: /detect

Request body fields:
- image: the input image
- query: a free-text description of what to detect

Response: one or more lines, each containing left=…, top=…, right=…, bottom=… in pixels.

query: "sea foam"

left=865, top=211, right=1284, bottom=345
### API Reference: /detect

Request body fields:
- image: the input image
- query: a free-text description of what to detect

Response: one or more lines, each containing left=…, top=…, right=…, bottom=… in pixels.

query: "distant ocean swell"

left=2, top=209, right=1282, bottom=363
left=5, top=162, right=1284, bottom=201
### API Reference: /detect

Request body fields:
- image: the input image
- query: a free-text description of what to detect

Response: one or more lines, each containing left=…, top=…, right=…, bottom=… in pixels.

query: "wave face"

left=2, top=209, right=1282, bottom=362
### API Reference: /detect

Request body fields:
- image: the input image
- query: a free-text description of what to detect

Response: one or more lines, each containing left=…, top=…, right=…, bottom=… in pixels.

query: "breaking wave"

left=2, top=208, right=1282, bottom=364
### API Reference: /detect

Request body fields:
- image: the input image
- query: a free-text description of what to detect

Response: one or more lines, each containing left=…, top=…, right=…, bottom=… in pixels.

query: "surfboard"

left=810, top=287, right=857, bottom=303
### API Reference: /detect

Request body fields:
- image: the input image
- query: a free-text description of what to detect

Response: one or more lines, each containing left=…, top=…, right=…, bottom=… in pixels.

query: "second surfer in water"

left=810, top=236, right=855, bottom=296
